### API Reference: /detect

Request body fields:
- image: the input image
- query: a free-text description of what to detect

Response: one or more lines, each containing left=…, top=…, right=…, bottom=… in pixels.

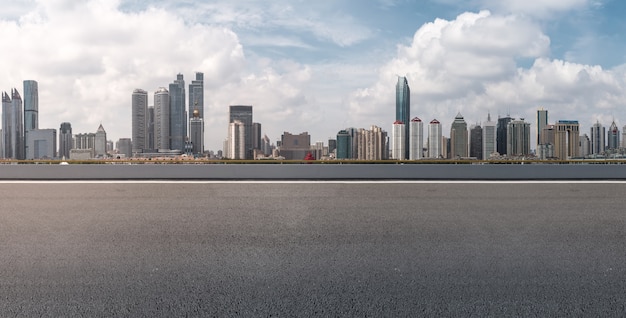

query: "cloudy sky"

left=1, top=0, right=626, bottom=151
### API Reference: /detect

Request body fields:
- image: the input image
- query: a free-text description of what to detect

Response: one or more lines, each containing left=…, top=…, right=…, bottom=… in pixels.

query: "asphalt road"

left=1, top=182, right=625, bottom=317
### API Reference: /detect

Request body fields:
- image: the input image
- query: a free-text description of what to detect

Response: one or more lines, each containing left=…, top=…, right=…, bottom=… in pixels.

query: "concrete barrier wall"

left=1, top=164, right=626, bottom=180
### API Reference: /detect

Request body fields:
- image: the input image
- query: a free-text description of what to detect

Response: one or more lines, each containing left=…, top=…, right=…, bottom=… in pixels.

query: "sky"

left=1, top=0, right=626, bottom=151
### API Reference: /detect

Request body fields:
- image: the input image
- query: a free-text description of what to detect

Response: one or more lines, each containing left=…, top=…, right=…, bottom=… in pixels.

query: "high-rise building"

left=189, top=107, right=204, bottom=155
left=507, top=119, right=531, bottom=156
left=607, top=121, right=620, bottom=151
left=154, top=87, right=170, bottom=150
left=131, top=88, right=148, bottom=153
left=229, top=105, right=253, bottom=159
left=428, top=119, right=442, bottom=158
left=590, top=121, right=605, bottom=155
left=279, top=131, right=311, bottom=160
left=328, top=138, right=337, bottom=156
left=59, top=122, right=72, bottom=159
left=23, top=80, right=38, bottom=157
left=95, top=124, right=107, bottom=157
left=189, top=72, right=204, bottom=120
left=227, top=120, right=245, bottom=159
left=450, top=113, right=468, bottom=158
left=580, top=134, right=590, bottom=157
left=395, top=77, right=410, bottom=159
left=409, top=117, right=423, bottom=160
left=147, top=106, right=155, bottom=150
left=555, top=120, right=580, bottom=159
left=391, top=120, right=405, bottom=160
left=2, top=89, right=25, bottom=159
left=262, top=135, right=272, bottom=156
left=497, top=115, right=512, bottom=156
left=622, top=126, right=626, bottom=149
left=252, top=122, right=262, bottom=151
left=169, top=74, right=186, bottom=151
left=356, top=125, right=387, bottom=160
left=482, top=113, right=496, bottom=160
left=336, top=130, right=352, bottom=159
left=470, top=124, right=483, bottom=159
left=537, top=108, right=548, bottom=146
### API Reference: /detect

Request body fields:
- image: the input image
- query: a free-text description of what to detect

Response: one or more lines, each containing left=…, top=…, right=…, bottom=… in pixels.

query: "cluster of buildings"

left=131, top=73, right=205, bottom=157
left=4, top=74, right=626, bottom=161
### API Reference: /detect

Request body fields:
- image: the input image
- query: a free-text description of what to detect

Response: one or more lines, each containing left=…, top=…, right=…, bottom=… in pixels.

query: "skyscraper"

left=409, top=117, right=423, bottom=160
left=2, top=89, right=25, bottom=159
left=189, top=106, right=204, bottom=155
left=189, top=72, right=204, bottom=120
left=95, top=124, right=107, bottom=157
left=507, top=119, right=531, bottom=156
left=395, top=76, right=410, bottom=159
left=537, top=108, right=548, bottom=146
left=555, top=120, right=580, bottom=159
left=470, top=124, right=483, bottom=160
left=497, top=115, right=512, bottom=156
left=229, top=105, right=253, bottom=159
left=428, top=119, right=442, bottom=158
left=23, top=80, right=38, bottom=157
left=253, top=122, right=262, bottom=151
left=590, top=121, right=605, bottom=155
left=227, top=120, right=245, bottom=159
left=482, top=113, right=496, bottom=159
left=336, top=130, right=352, bottom=159
left=131, top=89, right=148, bottom=153
left=169, top=74, right=186, bottom=151
left=450, top=113, right=468, bottom=158
left=154, top=87, right=170, bottom=150
left=391, top=120, right=405, bottom=160
left=59, top=122, right=72, bottom=159
left=607, top=120, right=620, bottom=151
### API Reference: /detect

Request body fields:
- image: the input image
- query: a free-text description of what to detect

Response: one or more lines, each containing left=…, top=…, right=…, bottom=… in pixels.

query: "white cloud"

left=349, top=9, right=626, bottom=141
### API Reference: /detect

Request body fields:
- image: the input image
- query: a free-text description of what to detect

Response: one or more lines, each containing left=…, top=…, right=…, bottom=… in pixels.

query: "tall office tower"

left=391, top=120, right=406, bottom=160
left=555, top=120, right=580, bottom=159
left=497, top=115, right=512, bottom=156
left=450, top=113, right=468, bottom=158
left=428, top=119, right=442, bottom=158
left=507, top=119, right=531, bottom=156
left=580, top=134, right=590, bottom=157
left=395, top=76, right=410, bottom=159
left=262, top=135, right=272, bottom=156
left=2, top=89, right=25, bottom=159
left=336, top=130, right=351, bottom=159
left=147, top=106, right=155, bottom=150
left=252, top=123, right=262, bottom=150
left=328, top=138, right=337, bottom=156
left=154, top=87, right=170, bottom=150
left=95, top=124, right=107, bottom=157
left=189, top=72, right=204, bottom=120
left=607, top=120, right=620, bottom=151
left=59, top=122, right=72, bottom=159
left=622, top=126, right=626, bottom=149
left=227, top=120, right=245, bottom=159
left=229, top=105, right=253, bottom=159
left=537, top=108, right=548, bottom=146
left=169, top=74, right=186, bottom=151
left=116, top=138, right=132, bottom=158
left=482, top=113, right=496, bottom=160
left=189, top=107, right=204, bottom=155
left=590, top=121, right=605, bottom=155
left=23, top=80, right=38, bottom=156
left=470, top=124, right=483, bottom=159
left=409, top=117, right=424, bottom=160
left=131, top=89, right=148, bottom=153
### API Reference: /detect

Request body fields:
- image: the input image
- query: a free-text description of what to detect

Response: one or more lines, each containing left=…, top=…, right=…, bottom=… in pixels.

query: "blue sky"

left=1, top=0, right=626, bottom=151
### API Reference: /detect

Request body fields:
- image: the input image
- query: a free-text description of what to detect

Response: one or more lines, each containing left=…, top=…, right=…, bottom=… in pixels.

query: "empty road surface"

left=1, top=182, right=625, bottom=316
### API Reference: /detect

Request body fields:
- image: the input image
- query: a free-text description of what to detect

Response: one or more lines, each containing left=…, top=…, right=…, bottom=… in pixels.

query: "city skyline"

left=1, top=1, right=626, bottom=150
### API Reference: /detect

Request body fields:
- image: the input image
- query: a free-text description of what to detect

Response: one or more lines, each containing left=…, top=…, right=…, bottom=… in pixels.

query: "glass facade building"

left=395, top=77, right=410, bottom=159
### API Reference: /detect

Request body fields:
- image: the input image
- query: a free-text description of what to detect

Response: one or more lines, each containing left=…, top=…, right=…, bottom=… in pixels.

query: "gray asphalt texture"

left=1, top=183, right=625, bottom=317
